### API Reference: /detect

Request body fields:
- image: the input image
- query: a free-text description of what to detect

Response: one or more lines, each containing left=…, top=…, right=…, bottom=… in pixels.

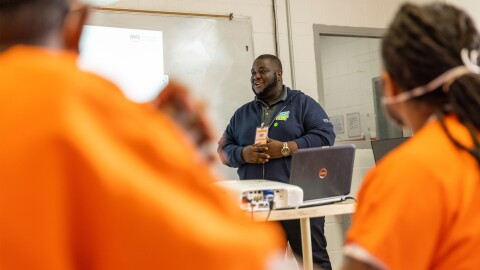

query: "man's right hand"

left=241, top=144, right=270, bottom=164
left=149, top=81, right=215, bottom=163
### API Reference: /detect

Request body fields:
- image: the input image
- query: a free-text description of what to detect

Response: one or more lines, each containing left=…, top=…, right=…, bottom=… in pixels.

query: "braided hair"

left=382, top=3, right=480, bottom=164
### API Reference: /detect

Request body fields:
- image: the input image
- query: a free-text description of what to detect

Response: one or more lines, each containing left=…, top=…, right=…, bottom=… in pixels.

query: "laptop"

left=370, top=137, right=409, bottom=163
left=289, top=144, right=356, bottom=207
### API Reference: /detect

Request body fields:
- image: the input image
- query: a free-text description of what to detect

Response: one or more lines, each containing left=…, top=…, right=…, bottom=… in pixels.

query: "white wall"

left=106, top=0, right=441, bottom=100
left=447, top=0, right=480, bottom=27
left=273, top=0, right=445, bottom=101
left=102, top=0, right=480, bottom=105
left=101, top=0, right=480, bottom=100
left=91, top=0, right=478, bottom=268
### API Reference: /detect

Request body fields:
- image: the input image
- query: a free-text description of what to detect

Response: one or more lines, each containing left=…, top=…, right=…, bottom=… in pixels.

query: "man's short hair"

left=255, top=54, right=283, bottom=71
left=0, top=0, right=69, bottom=47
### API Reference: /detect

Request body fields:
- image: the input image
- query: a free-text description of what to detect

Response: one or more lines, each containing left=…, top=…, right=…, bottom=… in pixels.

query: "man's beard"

left=252, top=76, right=278, bottom=100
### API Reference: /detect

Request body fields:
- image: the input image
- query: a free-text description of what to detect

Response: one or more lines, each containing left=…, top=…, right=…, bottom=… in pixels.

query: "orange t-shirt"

left=0, top=46, right=284, bottom=270
left=345, top=115, right=480, bottom=270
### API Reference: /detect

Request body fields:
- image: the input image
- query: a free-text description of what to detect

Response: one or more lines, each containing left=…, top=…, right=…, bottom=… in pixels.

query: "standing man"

left=218, top=54, right=336, bottom=270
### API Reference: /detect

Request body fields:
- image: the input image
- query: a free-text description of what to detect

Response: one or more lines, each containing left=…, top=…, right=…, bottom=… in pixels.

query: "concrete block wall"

left=107, top=0, right=448, bottom=101
left=320, top=36, right=381, bottom=141
left=273, top=0, right=444, bottom=101
left=105, top=0, right=480, bottom=101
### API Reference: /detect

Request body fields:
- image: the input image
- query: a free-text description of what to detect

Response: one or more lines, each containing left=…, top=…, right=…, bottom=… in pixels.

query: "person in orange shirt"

left=0, top=0, right=285, bottom=269
left=341, top=3, right=480, bottom=270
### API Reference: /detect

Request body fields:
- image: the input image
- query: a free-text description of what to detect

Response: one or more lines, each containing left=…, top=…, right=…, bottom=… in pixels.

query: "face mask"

left=382, top=48, right=480, bottom=105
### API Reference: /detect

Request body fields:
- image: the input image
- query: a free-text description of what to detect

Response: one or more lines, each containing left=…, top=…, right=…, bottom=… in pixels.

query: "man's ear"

left=62, top=5, right=89, bottom=53
left=381, top=70, right=400, bottom=97
left=276, top=70, right=283, bottom=80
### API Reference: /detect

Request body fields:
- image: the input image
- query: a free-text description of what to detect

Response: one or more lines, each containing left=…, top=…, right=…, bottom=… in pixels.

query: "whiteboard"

left=80, top=25, right=168, bottom=102
left=85, top=10, right=255, bottom=179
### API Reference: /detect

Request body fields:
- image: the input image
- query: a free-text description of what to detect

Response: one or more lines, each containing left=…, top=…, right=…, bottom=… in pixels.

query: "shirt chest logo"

left=275, top=111, right=290, bottom=121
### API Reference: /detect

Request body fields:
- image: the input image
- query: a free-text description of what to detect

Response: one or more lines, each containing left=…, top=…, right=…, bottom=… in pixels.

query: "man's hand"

left=263, top=138, right=284, bottom=159
left=241, top=144, right=270, bottom=164
left=149, top=81, right=215, bottom=162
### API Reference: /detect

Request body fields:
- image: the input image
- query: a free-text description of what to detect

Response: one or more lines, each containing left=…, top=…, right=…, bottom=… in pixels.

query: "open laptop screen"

left=289, top=145, right=356, bottom=206
left=371, top=137, right=409, bottom=163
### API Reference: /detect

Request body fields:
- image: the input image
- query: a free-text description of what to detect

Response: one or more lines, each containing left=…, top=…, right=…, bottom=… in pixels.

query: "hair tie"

left=460, top=48, right=480, bottom=74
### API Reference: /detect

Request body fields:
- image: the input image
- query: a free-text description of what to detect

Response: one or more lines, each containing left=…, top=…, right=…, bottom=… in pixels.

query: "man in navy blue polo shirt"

left=218, top=54, right=336, bottom=270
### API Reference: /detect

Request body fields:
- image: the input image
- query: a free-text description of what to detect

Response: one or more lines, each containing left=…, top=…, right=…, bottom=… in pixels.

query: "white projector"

left=215, top=180, right=303, bottom=212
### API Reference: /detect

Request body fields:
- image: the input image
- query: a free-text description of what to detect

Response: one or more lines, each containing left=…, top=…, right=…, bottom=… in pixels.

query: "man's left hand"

left=264, top=138, right=285, bottom=159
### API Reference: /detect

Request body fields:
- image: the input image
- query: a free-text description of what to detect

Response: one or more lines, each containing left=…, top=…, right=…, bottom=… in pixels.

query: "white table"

left=250, top=202, right=355, bottom=270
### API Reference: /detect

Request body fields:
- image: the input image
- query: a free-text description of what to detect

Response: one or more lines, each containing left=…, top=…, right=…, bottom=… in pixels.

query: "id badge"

left=254, top=126, right=269, bottom=144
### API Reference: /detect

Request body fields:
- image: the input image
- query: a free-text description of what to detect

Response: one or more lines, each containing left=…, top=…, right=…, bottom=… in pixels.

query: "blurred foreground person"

left=342, top=3, right=480, bottom=270
left=0, top=0, right=285, bottom=269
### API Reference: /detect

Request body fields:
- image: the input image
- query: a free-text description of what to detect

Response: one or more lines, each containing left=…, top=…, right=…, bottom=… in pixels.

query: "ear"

left=381, top=70, right=400, bottom=97
left=276, top=70, right=283, bottom=80
left=62, top=4, right=89, bottom=53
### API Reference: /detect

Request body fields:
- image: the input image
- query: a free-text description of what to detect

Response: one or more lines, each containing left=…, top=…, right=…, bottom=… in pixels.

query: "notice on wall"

left=330, top=115, right=345, bottom=135
left=347, top=112, right=361, bottom=138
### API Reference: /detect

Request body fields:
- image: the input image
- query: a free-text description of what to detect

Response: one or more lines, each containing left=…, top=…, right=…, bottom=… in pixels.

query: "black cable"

left=265, top=203, right=274, bottom=221
left=343, top=196, right=357, bottom=202
left=245, top=198, right=254, bottom=222
left=265, top=195, right=275, bottom=221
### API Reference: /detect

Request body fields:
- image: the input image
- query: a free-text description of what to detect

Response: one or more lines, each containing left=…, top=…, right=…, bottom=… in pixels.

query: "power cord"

left=265, top=194, right=274, bottom=221
left=247, top=198, right=254, bottom=222
left=343, top=196, right=357, bottom=202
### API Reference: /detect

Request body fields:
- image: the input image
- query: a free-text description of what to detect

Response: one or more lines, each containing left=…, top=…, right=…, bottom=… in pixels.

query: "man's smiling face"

left=250, top=58, right=281, bottom=101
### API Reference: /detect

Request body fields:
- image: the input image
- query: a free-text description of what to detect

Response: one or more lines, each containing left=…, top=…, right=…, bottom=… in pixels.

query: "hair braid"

left=452, top=76, right=480, bottom=127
